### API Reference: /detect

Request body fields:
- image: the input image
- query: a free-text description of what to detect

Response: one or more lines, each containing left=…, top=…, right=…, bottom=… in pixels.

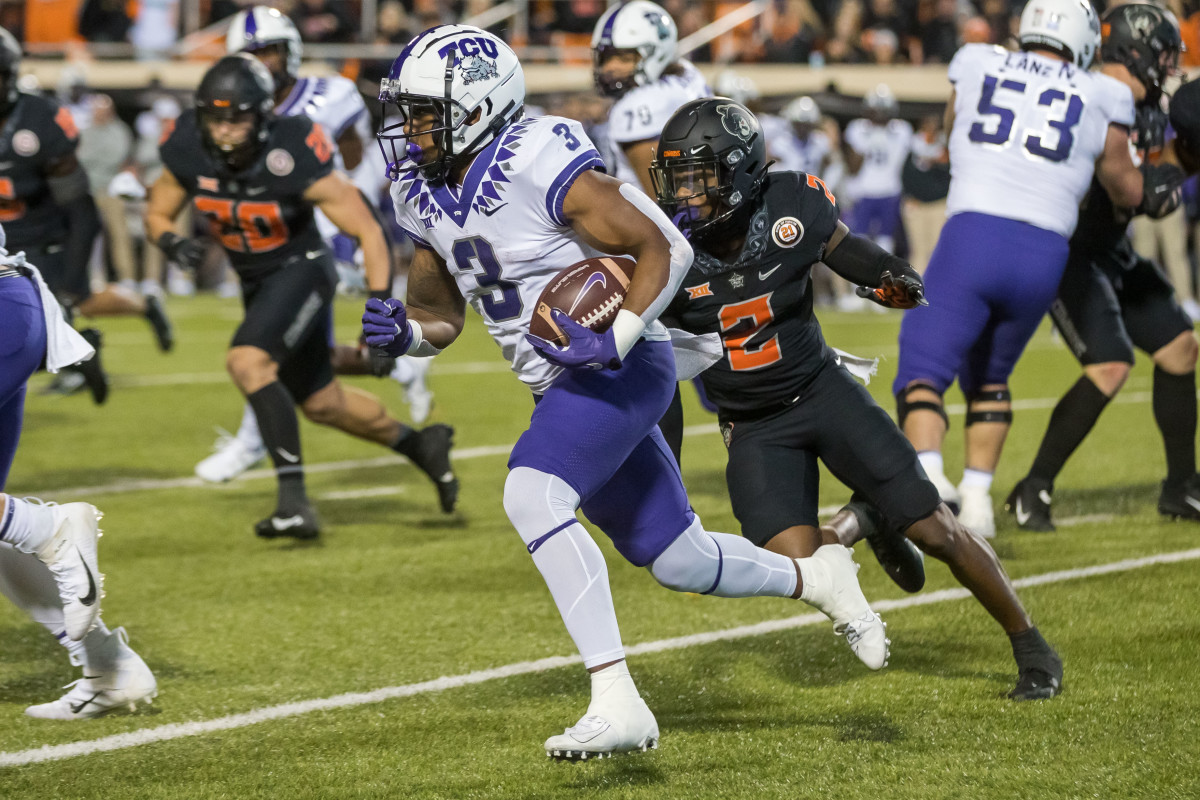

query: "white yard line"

left=2, top=547, right=1197, bottom=768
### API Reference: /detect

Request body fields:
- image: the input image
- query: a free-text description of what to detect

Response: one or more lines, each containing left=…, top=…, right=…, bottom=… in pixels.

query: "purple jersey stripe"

left=546, top=149, right=604, bottom=227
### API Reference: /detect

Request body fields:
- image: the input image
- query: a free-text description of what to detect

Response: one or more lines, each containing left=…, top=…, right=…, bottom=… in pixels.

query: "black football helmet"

left=195, top=54, right=276, bottom=173
left=650, top=97, right=770, bottom=243
left=1101, top=3, right=1181, bottom=105
left=0, top=26, right=22, bottom=118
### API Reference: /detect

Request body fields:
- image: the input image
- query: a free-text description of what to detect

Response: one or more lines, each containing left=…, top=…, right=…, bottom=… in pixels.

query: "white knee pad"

left=503, top=466, right=580, bottom=546
left=649, top=518, right=798, bottom=599
left=648, top=519, right=721, bottom=594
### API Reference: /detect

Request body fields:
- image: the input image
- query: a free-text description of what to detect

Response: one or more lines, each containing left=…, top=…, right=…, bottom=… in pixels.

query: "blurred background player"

left=592, top=0, right=709, bottom=197
left=892, top=0, right=1156, bottom=538
left=148, top=54, right=457, bottom=540
left=900, top=114, right=951, bottom=275
left=0, top=221, right=155, bottom=720
left=0, top=26, right=172, bottom=404
left=843, top=84, right=911, bottom=258
left=367, top=25, right=887, bottom=761
left=1008, top=5, right=1199, bottom=530
left=195, top=5, right=434, bottom=484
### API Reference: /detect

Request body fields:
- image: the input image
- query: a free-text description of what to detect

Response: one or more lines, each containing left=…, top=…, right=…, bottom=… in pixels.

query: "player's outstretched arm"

left=823, top=221, right=927, bottom=308
left=1095, top=124, right=1144, bottom=209
left=305, top=171, right=390, bottom=295
left=145, top=167, right=205, bottom=271
left=562, top=169, right=693, bottom=358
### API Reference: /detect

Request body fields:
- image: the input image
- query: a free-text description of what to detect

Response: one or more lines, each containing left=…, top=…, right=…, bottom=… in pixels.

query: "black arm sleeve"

left=822, top=232, right=915, bottom=287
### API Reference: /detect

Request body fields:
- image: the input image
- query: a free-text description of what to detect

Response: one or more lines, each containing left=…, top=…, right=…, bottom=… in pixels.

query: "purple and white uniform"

left=390, top=116, right=690, bottom=565
left=894, top=44, right=1135, bottom=397
left=844, top=117, right=911, bottom=249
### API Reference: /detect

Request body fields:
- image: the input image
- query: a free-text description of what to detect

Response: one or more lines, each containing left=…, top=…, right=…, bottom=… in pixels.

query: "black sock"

left=247, top=382, right=307, bottom=510
left=1153, top=367, right=1197, bottom=490
left=1009, top=627, right=1059, bottom=670
left=390, top=425, right=418, bottom=457
left=1028, top=376, right=1111, bottom=486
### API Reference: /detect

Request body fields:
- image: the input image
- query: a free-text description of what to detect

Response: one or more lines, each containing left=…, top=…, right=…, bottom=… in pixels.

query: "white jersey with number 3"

left=391, top=116, right=668, bottom=394
left=604, top=60, right=709, bottom=187
left=945, top=43, right=1135, bottom=238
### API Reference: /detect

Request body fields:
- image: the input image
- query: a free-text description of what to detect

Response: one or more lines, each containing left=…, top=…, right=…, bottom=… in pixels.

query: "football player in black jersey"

left=145, top=55, right=458, bottom=539
left=1007, top=5, right=1198, bottom=531
left=654, top=98, right=1063, bottom=700
left=0, top=27, right=173, bottom=405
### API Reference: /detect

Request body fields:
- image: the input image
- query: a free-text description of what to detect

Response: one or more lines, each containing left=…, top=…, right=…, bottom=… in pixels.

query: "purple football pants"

left=894, top=212, right=1069, bottom=397
left=0, top=275, right=47, bottom=489
left=508, top=338, right=695, bottom=567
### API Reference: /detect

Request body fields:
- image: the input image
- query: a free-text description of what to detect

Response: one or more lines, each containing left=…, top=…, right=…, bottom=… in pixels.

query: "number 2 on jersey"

left=968, top=75, right=1084, bottom=163
left=720, top=293, right=781, bottom=371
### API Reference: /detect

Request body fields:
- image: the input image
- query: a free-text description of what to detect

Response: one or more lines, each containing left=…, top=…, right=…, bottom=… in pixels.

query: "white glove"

left=108, top=171, right=146, bottom=201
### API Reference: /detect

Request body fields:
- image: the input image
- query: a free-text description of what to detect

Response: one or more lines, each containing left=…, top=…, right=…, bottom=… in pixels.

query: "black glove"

left=157, top=232, right=206, bottom=271
left=1138, top=161, right=1186, bottom=219
left=856, top=263, right=928, bottom=309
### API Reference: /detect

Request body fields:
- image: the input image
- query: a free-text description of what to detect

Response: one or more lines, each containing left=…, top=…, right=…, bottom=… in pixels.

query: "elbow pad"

left=824, top=232, right=913, bottom=288
left=617, top=182, right=694, bottom=326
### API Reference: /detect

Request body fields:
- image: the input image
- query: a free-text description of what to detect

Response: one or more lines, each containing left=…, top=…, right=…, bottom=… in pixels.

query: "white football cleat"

left=393, top=356, right=434, bottom=425
left=35, top=503, right=103, bottom=641
left=545, top=699, right=660, bottom=761
left=194, top=430, right=267, bottom=483
left=957, top=483, right=996, bottom=539
left=26, top=628, right=157, bottom=720
left=800, top=544, right=890, bottom=670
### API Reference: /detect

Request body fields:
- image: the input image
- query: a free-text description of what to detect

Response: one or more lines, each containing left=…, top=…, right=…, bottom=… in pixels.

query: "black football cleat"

left=255, top=505, right=320, bottom=540
left=1009, top=653, right=1064, bottom=701
left=1005, top=477, right=1055, bottom=532
left=74, top=328, right=110, bottom=406
left=400, top=424, right=460, bottom=513
left=1157, top=475, right=1200, bottom=521
left=846, top=497, right=925, bottom=593
left=143, top=295, right=174, bottom=352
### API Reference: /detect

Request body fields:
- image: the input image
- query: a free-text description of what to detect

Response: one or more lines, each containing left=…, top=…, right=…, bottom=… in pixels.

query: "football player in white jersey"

left=195, top=6, right=435, bottom=483
left=843, top=84, right=912, bottom=255
left=592, top=1, right=709, bottom=195
left=893, top=0, right=1150, bottom=539
left=365, top=25, right=889, bottom=761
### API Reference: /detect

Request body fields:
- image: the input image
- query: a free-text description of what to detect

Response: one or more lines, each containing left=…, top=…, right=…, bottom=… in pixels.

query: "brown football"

left=528, top=256, right=637, bottom=346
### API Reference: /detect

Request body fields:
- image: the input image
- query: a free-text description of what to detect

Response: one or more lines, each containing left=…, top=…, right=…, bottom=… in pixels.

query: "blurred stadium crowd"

left=1, top=0, right=1198, bottom=315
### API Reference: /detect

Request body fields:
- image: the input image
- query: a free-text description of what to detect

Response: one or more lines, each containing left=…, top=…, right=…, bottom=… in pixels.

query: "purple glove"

left=362, top=297, right=414, bottom=357
left=526, top=309, right=622, bottom=371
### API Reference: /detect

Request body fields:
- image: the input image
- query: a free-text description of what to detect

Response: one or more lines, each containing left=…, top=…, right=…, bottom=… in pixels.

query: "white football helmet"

left=864, top=83, right=898, bottom=114
left=782, top=96, right=821, bottom=125
left=1019, top=0, right=1101, bottom=68
left=378, top=25, right=524, bottom=183
left=591, top=1, right=678, bottom=97
left=226, top=6, right=303, bottom=85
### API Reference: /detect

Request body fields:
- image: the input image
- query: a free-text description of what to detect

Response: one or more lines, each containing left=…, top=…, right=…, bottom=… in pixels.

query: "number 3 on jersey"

left=720, top=293, right=781, bottom=371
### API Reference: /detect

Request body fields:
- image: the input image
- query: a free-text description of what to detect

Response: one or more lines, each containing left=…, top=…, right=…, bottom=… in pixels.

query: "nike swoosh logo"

left=1186, top=495, right=1200, bottom=513
left=567, top=272, right=607, bottom=316
left=834, top=353, right=842, bottom=367
left=759, top=264, right=781, bottom=280
left=69, top=691, right=102, bottom=715
left=77, top=548, right=98, bottom=606
left=246, top=186, right=267, bottom=195
left=1015, top=498, right=1031, bottom=526
left=305, top=250, right=323, bottom=260
left=480, top=203, right=508, bottom=216
left=1039, top=490, right=1053, bottom=506
left=271, top=514, right=306, bottom=531
left=276, top=447, right=300, bottom=463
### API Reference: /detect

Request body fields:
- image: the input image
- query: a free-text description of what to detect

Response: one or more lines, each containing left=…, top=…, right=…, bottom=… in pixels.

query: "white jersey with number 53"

left=945, top=43, right=1135, bottom=238
left=391, top=115, right=668, bottom=394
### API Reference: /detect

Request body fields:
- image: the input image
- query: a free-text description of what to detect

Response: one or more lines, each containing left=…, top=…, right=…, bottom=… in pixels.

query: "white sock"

left=917, top=450, right=946, bottom=480
left=390, top=357, right=415, bottom=385
left=795, top=551, right=831, bottom=607
left=0, top=497, right=56, bottom=555
left=504, top=467, right=625, bottom=669
left=588, top=661, right=641, bottom=714
left=236, top=403, right=263, bottom=450
left=961, top=468, right=994, bottom=490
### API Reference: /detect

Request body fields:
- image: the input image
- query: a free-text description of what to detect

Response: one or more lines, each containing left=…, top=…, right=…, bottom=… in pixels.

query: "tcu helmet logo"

left=772, top=216, right=804, bottom=248
left=717, top=104, right=753, bottom=142
left=437, top=37, right=501, bottom=85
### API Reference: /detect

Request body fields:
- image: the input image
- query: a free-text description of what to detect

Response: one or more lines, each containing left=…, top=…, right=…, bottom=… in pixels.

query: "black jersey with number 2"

left=159, top=110, right=334, bottom=281
left=662, top=171, right=841, bottom=414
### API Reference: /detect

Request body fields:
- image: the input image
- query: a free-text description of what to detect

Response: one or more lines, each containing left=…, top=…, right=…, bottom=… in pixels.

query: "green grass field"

left=1, top=295, right=1197, bottom=799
